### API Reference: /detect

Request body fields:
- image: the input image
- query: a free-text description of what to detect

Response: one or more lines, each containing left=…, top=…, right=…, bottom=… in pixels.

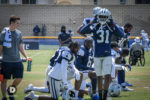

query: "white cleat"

left=24, top=84, right=34, bottom=93
left=24, top=91, right=35, bottom=100
left=121, top=87, right=134, bottom=91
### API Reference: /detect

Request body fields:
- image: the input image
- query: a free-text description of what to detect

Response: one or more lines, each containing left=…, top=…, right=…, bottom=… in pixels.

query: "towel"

left=3, top=27, right=12, bottom=48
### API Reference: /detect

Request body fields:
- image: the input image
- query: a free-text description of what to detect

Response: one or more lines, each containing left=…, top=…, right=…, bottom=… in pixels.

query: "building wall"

left=81, top=0, right=135, bottom=5
left=57, top=0, right=81, bottom=5
left=2, top=0, right=136, bottom=5
left=0, top=5, right=150, bottom=36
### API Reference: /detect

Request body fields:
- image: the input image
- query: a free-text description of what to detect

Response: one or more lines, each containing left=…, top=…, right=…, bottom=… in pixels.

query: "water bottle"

left=27, top=58, right=32, bottom=72
left=0, top=62, right=4, bottom=82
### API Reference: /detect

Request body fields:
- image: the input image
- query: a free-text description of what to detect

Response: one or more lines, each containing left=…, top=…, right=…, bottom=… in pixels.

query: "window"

left=0, top=0, right=9, bottom=4
left=22, top=0, right=36, bottom=4
left=120, top=0, right=126, bottom=4
left=135, top=0, right=150, bottom=4
left=94, top=0, right=98, bottom=5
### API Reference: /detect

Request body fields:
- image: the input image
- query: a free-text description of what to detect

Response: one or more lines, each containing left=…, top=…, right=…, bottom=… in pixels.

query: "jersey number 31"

left=97, top=30, right=109, bottom=44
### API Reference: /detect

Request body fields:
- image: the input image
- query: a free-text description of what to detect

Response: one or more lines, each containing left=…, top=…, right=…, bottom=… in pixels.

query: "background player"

left=24, top=41, right=81, bottom=100
left=75, top=37, right=98, bottom=100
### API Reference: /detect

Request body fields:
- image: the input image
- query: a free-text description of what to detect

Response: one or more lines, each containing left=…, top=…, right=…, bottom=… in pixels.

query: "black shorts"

left=2, top=61, right=24, bottom=79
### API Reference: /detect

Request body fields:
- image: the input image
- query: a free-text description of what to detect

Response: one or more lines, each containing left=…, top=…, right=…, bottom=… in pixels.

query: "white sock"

left=74, top=90, right=79, bottom=97
left=32, top=87, right=49, bottom=93
left=33, top=95, right=39, bottom=100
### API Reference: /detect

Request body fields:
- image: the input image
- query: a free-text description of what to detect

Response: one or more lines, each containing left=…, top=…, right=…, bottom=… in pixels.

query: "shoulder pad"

left=77, top=48, right=85, bottom=56
left=62, top=50, right=73, bottom=61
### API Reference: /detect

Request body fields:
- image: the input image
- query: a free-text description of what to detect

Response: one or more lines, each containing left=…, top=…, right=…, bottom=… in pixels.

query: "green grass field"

left=0, top=49, right=150, bottom=100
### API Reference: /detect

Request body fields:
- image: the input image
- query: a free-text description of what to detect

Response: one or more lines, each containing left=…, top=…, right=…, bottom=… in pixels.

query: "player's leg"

left=1, top=80, right=8, bottom=100
left=7, top=62, right=23, bottom=100
left=88, top=71, right=99, bottom=99
left=75, top=72, right=83, bottom=96
left=79, top=80, right=87, bottom=98
left=78, top=72, right=88, bottom=98
left=1, top=62, right=12, bottom=100
left=24, top=80, right=49, bottom=93
left=24, top=77, right=60, bottom=100
left=94, top=57, right=103, bottom=100
left=103, top=56, right=112, bottom=100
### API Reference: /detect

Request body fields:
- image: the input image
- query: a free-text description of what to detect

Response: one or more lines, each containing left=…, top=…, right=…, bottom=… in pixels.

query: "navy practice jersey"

left=58, top=32, right=72, bottom=45
left=80, top=24, right=124, bottom=57
left=74, top=45, right=94, bottom=71
left=50, top=47, right=73, bottom=66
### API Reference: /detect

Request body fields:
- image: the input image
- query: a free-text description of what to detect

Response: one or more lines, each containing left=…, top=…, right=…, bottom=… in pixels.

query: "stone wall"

left=0, top=5, right=150, bottom=36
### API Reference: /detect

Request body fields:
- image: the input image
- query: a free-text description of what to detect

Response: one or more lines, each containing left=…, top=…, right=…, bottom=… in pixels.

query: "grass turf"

left=0, top=50, right=150, bottom=100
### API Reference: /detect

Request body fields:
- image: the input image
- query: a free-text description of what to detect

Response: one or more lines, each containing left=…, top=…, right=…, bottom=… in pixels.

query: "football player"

left=24, top=41, right=81, bottom=100
left=140, top=30, right=149, bottom=51
left=74, top=37, right=99, bottom=100
left=79, top=8, right=124, bottom=100
left=116, top=48, right=134, bottom=91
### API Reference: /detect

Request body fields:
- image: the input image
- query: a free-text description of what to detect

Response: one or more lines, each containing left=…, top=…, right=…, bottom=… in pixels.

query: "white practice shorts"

left=94, top=56, right=112, bottom=76
left=79, top=70, right=90, bottom=90
left=67, top=70, right=75, bottom=80
left=48, top=77, right=62, bottom=99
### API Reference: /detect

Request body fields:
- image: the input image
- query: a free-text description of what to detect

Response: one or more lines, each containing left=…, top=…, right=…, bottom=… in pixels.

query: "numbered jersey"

left=48, top=47, right=74, bottom=81
left=74, top=45, right=94, bottom=71
left=50, top=47, right=73, bottom=66
left=80, top=24, right=124, bottom=57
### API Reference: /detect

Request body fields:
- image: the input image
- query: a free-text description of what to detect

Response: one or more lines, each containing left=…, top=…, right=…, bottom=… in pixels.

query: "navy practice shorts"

left=2, top=62, right=24, bottom=79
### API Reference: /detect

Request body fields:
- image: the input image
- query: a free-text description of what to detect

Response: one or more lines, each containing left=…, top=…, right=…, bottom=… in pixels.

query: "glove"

left=62, top=83, right=68, bottom=90
left=75, top=71, right=80, bottom=81
left=107, top=18, right=116, bottom=28
left=91, top=16, right=98, bottom=24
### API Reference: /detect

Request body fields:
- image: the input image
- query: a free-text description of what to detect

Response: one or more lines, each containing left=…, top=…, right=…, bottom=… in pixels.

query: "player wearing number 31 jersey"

left=80, top=8, right=124, bottom=100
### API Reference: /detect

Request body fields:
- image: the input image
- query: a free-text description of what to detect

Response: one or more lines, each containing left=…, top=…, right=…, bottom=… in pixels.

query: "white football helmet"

left=93, top=7, right=102, bottom=16
left=62, top=89, right=78, bottom=100
left=96, top=8, right=111, bottom=25
left=108, top=82, right=121, bottom=97
left=141, top=30, right=145, bottom=33
left=134, top=37, right=141, bottom=43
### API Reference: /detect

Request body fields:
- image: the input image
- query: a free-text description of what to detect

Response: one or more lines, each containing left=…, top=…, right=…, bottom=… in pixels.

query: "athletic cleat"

left=24, top=84, right=33, bottom=93
left=2, top=97, right=7, bottom=100
left=121, top=87, right=134, bottom=91
left=24, top=91, right=35, bottom=100
left=125, top=81, right=133, bottom=87
left=92, top=94, right=99, bottom=100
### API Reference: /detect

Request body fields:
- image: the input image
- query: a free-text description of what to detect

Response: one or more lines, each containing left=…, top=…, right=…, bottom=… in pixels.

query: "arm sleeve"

left=19, top=34, right=23, bottom=44
left=80, top=23, right=93, bottom=35
left=113, top=24, right=125, bottom=38
left=58, top=33, right=61, bottom=40
left=61, top=59, right=68, bottom=84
